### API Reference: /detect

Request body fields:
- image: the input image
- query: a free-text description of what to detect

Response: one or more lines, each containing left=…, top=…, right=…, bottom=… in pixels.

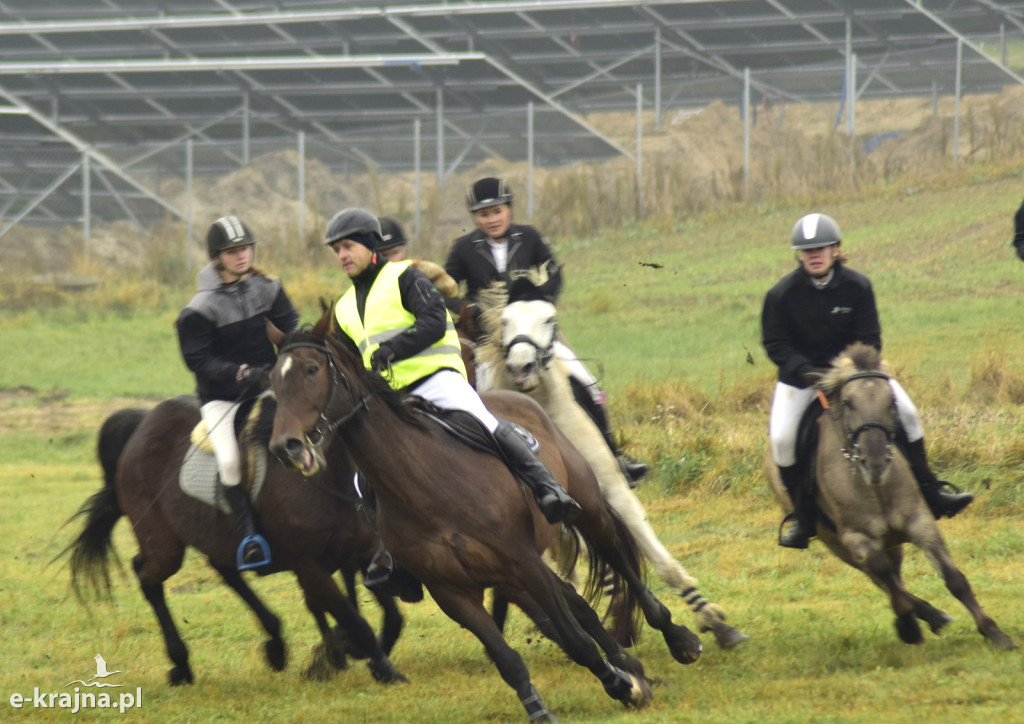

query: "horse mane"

left=819, top=342, right=891, bottom=395
left=280, top=318, right=425, bottom=428
left=474, top=261, right=560, bottom=348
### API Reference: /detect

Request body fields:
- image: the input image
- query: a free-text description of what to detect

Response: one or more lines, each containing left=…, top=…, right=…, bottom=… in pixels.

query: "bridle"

left=277, top=340, right=370, bottom=449
left=820, top=371, right=896, bottom=469
left=503, top=330, right=555, bottom=368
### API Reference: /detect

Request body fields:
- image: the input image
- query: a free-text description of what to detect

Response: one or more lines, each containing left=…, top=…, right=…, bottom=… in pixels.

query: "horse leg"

left=840, top=531, right=922, bottom=644
left=857, top=545, right=955, bottom=634
left=132, top=554, right=193, bottom=685
left=212, top=564, right=286, bottom=671
left=303, top=604, right=349, bottom=681
left=573, top=509, right=703, bottom=664
left=909, top=520, right=1017, bottom=650
left=292, top=562, right=408, bottom=683
left=601, top=479, right=748, bottom=649
left=366, top=588, right=404, bottom=657
left=428, top=583, right=560, bottom=722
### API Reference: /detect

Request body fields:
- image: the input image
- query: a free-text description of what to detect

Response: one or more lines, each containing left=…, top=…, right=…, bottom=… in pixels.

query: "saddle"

left=179, top=396, right=271, bottom=513
left=402, top=396, right=539, bottom=457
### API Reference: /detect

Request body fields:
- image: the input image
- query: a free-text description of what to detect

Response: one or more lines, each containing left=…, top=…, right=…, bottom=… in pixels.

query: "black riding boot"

left=905, top=438, right=973, bottom=518
left=358, top=480, right=423, bottom=603
left=778, top=465, right=814, bottom=549
left=494, top=421, right=583, bottom=525
left=222, top=483, right=270, bottom=569
left=569, top=377, right=650, bottom=486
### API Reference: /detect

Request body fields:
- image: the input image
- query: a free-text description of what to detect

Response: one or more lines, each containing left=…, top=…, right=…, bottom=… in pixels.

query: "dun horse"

left=267, top=311, right=703, bottom=722
left=472, top=272, right=748, bottom=650
left=63, top=394, right=408, bottom=685
left=767, top=343, right=1015, bottom=649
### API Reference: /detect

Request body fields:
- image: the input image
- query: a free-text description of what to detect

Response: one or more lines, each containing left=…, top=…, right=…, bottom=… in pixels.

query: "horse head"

left=819, top=343, right=897, bottom=485
left=500, top=274, right=559, bottom=391
left=268, top=309, right=370, bottom=477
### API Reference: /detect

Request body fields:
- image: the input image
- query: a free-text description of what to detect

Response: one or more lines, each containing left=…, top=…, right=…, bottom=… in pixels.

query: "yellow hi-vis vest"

left=334, top=260, right=467, bottom=390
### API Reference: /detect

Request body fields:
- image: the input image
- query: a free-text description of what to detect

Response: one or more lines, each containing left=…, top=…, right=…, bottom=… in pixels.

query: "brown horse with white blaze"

left=267, top=310, right=703, bottom=722
left=767, top=343, right=1015, bottom=650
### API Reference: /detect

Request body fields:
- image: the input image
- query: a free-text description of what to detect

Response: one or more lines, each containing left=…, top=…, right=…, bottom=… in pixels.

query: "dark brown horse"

left=267, top=310, right=703, bottom=722
left=768, top=343, right=1015, bottom=650
left=63, top=394, right=408, bottom=685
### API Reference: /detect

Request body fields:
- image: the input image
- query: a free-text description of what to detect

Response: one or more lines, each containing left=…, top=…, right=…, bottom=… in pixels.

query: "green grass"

left=3, top=169, right=1024, bottom=722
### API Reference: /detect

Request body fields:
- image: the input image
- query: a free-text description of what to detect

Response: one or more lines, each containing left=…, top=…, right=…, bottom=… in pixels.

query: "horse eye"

left=546, top=317, right=555, bottom=326
left=306, top=364, right=319, bottom=376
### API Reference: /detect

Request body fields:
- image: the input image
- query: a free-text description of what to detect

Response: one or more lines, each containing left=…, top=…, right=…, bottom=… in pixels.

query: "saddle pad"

left=178, top=445, right=268, bottom=514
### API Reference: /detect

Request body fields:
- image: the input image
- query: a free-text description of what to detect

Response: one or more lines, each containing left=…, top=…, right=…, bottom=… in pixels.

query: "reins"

left=820, top=370, right=896, bottom=470
left=278, top=340, right=370, bottom=449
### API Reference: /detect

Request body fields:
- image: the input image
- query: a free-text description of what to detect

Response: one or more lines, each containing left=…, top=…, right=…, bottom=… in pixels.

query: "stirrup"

left=237, top=535, right=271, bottom=570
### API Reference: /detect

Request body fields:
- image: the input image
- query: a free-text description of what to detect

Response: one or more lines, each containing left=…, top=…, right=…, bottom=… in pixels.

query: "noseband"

left=278, top=341, right=370, bottom=448
left=826, top=371, right=897, bottom=469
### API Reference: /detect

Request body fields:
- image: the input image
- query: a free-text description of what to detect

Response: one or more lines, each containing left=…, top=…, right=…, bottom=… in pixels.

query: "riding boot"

left=357, top=479, right=424, bottom=603
left=905, top=438, right=973, bottom=519
left=494, top=421, right=583, bottom=525
left=569, top=377, right=650, bottom=486
left=777, top=465, right=814, bottom=549
left=222, top=482, right=271, bottom=569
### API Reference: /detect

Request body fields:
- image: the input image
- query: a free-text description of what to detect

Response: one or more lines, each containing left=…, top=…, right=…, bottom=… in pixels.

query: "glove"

left=238, top=364, right=271, bottom=388
left=370, top=345, right=395, bottom=373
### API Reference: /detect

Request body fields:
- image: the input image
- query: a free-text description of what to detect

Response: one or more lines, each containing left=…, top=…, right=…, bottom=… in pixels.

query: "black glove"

left=370, top=345, right=395, bottom=373
left=239, top=364, right=271, bottom=388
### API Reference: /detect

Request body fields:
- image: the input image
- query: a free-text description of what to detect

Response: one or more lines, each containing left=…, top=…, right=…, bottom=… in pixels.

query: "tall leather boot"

left=569, top=377, right=650, bottom=485
left=358, top=479, right=423, bottom=603
left=905, top=438, right=973, bottom=518
left=494, top=421, right=582, bottom=525
left=777, top=465, right=814, bottom=549
left=222, top=483, right=271, bottom=569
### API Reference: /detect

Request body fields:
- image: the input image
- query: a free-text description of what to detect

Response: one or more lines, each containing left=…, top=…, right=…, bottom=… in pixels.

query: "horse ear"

left=312, top=305, right=332, bottom=340
left=266, top=318, right=285, bottom=347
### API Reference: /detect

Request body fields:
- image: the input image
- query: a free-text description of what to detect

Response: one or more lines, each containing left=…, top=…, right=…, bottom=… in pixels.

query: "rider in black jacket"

left=445, top=177, right=649, bottom=485
left=762, top=212, right=972, bottom=549
left=176, top=216, right=299, bottom=568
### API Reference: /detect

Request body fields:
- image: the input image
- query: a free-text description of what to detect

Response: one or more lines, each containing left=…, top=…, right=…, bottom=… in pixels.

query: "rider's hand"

left=238, top=364, right=271, bottom=387
left=370, top=345, right=395, bottom=373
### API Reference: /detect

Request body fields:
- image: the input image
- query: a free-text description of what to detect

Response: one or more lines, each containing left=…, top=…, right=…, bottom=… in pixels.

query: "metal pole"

left=298, top=131, right=305, bottom=245
left=954, top=39, right=962, bottom=162
left=527, top=101, right=534, bottom=221
left=414, top=118, right=421, bottom=239
left=82, top=151, right=90, bottom=258
left=186, top=138, right=194, bottom=273
left=654, top=28, right=662, bottom=129
left=242, top=92, right=250, bottom=165
left=847, top=53, right=856, bottom=136
left=743, top=68, right=750, bottom=201
left=436, top=86, right=444, bottom=182
left=636, top=83, right=643, bottom=217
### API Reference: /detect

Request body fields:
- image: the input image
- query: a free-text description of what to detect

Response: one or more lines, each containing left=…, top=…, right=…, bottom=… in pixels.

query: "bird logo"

left=64, top=654, right=124, bottom=688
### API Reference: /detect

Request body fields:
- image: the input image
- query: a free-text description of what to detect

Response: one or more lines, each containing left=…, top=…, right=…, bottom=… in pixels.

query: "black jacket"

left=444, top=223, right=561, bottom=303
left=761, top=264, right=882, bottom=388
left=176, top=264, right=299, bottom=404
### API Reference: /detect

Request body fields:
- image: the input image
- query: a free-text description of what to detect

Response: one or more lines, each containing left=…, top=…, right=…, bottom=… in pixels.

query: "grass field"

left=2, top=167, right=1024, bottom=722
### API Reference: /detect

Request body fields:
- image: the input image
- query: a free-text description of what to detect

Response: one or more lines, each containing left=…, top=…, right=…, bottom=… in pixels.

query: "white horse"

left=473, top=272, right=749, bottom=650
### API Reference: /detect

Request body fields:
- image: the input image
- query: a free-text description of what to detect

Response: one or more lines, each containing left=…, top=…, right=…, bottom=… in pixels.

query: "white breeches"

left=201, top=399, right=243, bottom=487
left=412, top=369, right=500, bottom=432
left=769, top=379, right=922, bottom=467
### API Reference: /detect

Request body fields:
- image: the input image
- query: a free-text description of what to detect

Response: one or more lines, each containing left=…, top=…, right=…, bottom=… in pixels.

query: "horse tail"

left=580, top=504, right=645, bottom=647
left=60, top=407, right=147, bottom=600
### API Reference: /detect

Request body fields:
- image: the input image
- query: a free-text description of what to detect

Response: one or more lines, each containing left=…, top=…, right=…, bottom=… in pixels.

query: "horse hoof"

left=664, top=624, right=703, bottom=665
left=622, top=673, right=653, bottom=709
left=708, top=621, right=751, bottom=650
left=990, top=632, right=1017, bottom=651
left=926, top=610, right=954, bottom=635
left=368, top=657, right=408, bottom=685
left=169, top=666, right=194, bottom=686
left=265, top=638, right=287, bottom=671
left=895, top=615, right=924, bottom=645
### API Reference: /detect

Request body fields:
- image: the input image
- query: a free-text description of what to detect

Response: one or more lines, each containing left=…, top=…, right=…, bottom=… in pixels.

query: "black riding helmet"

left=377, top=217, right=408, bottom=252
left=207, top=216, right=255, bottom=258
left=791, top=213, right=841, bottom=250
left=466, top=177, right=512, bottom=212
left=325, top=207, right=382, bottom=249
